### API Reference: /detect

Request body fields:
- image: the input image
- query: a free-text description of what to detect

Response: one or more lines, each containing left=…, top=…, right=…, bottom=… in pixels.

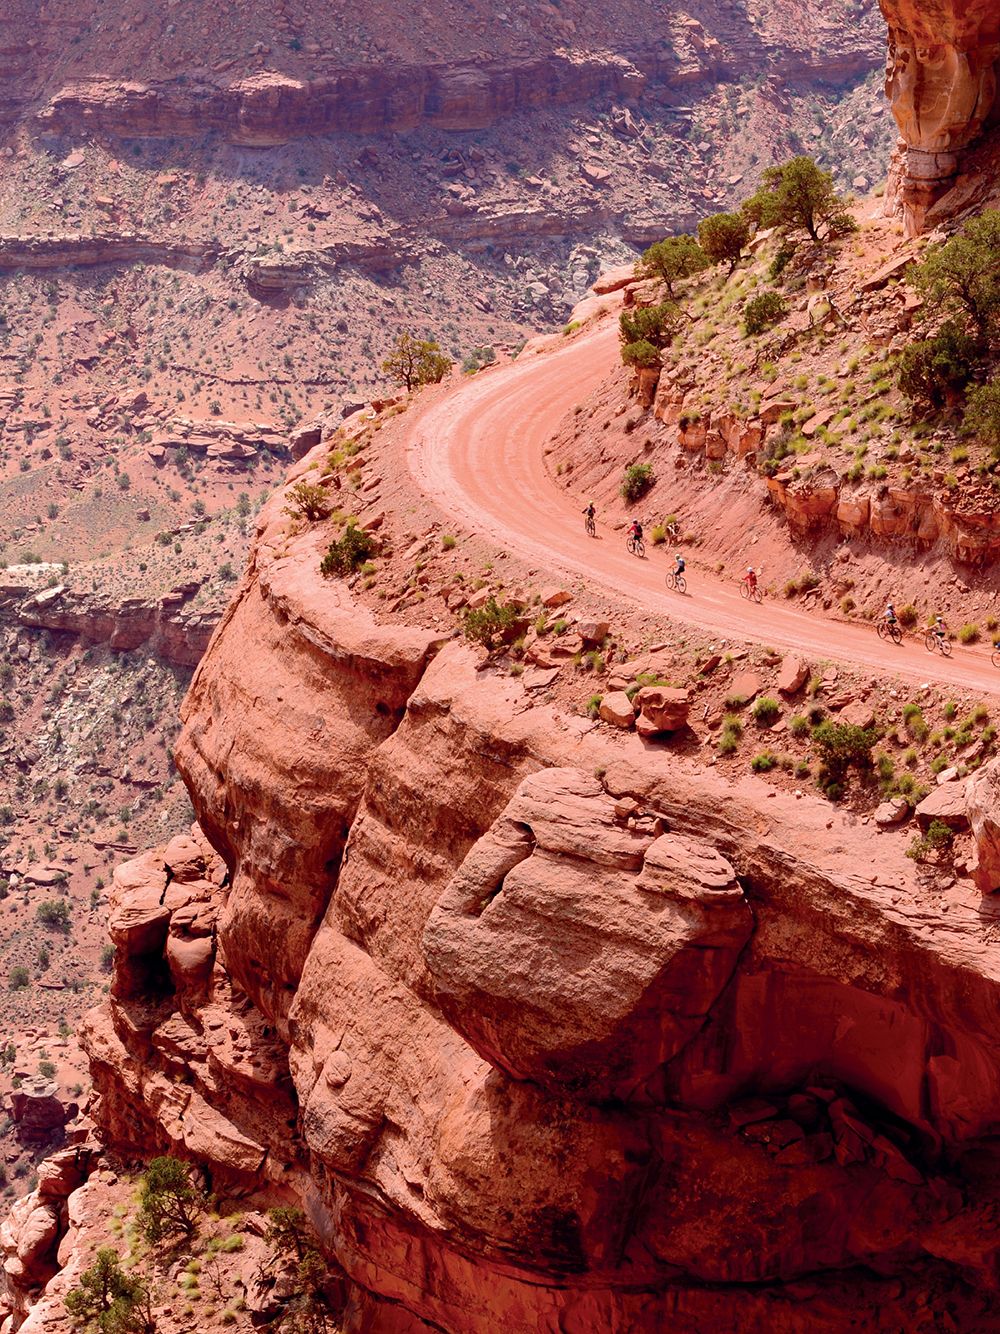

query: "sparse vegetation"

left=319, top=523, right=374, bottom=577
left=621, top=462, right=655, bottom=502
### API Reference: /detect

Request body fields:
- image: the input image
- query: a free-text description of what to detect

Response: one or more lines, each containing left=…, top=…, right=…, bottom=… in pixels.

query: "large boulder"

left=423, top=768, right=752, bottom=1100
left=915, top=782, right=970, bottom=833
left=635, top=686, right=690, bottom=735
left=777, top=656, right=809, bottom=696
left=599, top=691, right=636, bottom=728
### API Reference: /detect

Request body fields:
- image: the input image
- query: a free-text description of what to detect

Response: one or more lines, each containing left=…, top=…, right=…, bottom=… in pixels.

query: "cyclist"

left=932, top=614, right=947, bottom=644
left=583, top=502, right=595, bottom=523
left=629, top=519, right=643, bottom=544
left=885, top=602, right=897, bottom=627
left=745, top=566, right=758, bottom=593
left=673, top=553, right=686, bottom=579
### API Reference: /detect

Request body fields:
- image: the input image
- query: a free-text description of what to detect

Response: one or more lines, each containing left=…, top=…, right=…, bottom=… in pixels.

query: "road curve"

left=407, top=321, right=999, bottom=697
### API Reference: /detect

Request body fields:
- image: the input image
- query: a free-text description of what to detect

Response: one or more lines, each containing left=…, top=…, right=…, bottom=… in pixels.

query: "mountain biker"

left=745, top=566, right=757, bottom=592
left=583, top=502, right=595, bottom=522
left=885, top=602, right=897, bottom=626
left=932, top=614, right=946, bottom=642
left=674, top=553, right=686, bottom=578
left=629, top=519, right=643, bottom=543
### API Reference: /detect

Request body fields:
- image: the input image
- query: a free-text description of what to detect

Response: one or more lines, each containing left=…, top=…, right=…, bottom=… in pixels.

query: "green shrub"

left=813, top=721, right=878, bottom=793
left=8, top=967, right=29, bottom=991
left=897, top=323, right=979, bottom=409
left=66, top=1249, right=150, bottom=1334
left=752, top=696, right=781, bottom=726
left=718, top=714, right=743, bottom=755
left=621, top=463, right=655, bottom=502
left=441, top=534, right=457, bottom=550
left=744, top=291, right=787, bottom=336
left=137, top=1157, right=201, bottom=1243
left=636, top=235, right=708, bottom=296
left=959, top=623, right=980, bottom=644
left=650, top=524, right=667, bottom=544
left=283, top=480, right=331, bottom=522
left=619, top=302, right=681, bottom=352
left=463, top=597, right=520, bottom=647
left=621, top=339, right=662, bottom=370
left=907, top=819, right=955, bottom=863
left=965, top=380, right=1000, bottom=456
left=789, top=714, right=810, bottom=739
left=319, top=522, right=374, bottom=577
left=903, top=704, right=929, bottom=741
left=751, top=750, right=778, bottom=772
left=586, top=694, right=602, bottom=719
left=36, top=900, right=71, bottom=932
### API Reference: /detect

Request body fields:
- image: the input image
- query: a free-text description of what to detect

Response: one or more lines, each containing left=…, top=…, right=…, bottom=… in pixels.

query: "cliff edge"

left=77, top=445, right=1000, bottom=1332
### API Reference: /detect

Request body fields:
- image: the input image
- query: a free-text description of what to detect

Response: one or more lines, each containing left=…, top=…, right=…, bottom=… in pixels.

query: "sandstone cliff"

left=79, top=452, right=1000, bottom=1331
left=879, top=0, right=1000, bottom=230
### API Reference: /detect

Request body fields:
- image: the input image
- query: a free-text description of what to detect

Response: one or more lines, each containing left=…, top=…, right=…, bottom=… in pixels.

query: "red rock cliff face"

left=82, top=457, right=1000, bottom=1331
left=879, top=0, right=1000, bottom=229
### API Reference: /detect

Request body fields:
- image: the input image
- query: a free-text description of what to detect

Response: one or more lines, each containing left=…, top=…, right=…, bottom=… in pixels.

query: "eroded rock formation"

left=77, top=452, right=1000, bottom=1330
left=879, top=0, right=1000, bottom=230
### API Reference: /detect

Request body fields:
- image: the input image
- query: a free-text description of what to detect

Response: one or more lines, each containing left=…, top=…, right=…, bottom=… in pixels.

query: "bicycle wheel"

left=877, top=622, right=888, bottom=641
left=992, top=650, right=1000, bottom=669
left=891, top=625, right=902, bottom=645
left=676, top=574, right=686, bottom=594
left=940, top=637, right=952, bottom=658
left=924, top=632, right=937, bottom=654
left=626, top=538, right=636, bottom=555
left=740, top=582, right=750, bottom=600
left=753, top=586, right=762, bottom=603
left=585, top=517, right=595, bottom=537
left=636, top=539, right=645, bottom=558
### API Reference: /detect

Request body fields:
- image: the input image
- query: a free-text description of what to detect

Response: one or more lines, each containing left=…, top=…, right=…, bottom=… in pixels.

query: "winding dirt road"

left=408, top=321, right=1000, bottom=696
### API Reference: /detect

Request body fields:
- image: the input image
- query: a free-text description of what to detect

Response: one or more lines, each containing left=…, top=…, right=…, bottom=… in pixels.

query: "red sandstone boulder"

left=635, top=686, right=689, bottom=735
left=599, top=691, right=635, bottom=728
left=777, top=656, right=809, bottom=696
left=423, top=767, right=752, bottom=1099
left=915, top=782, right=970, bottom=833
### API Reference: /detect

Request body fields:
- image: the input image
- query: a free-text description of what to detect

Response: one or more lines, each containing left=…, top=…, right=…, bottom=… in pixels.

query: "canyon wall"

left=80, top=454, right=1000, bottom=1331
left=879, top=0, right=1000, bottom=230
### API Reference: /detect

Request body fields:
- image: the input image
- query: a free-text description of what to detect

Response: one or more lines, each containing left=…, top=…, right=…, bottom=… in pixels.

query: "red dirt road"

left=407, top=322, right=1000, bottom=697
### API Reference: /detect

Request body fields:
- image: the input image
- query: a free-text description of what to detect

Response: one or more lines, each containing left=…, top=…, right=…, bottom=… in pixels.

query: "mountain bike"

left=740, top=579, right=762, bottom=603
left=584, top=513, right=596, bottom=537
left=626, top=535, right=645, bottom=558
left=665, top=570, right=686, bottom=594
left=924, top=629, right=952, bottom=657
left=877, top=619, right=902, bottom=645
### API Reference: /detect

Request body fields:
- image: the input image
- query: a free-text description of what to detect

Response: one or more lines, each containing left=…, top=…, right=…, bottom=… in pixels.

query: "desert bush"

left=965, top=380, right=1000, bottom=455
left=959, top=623, right=980, bottom=644
left=462, top=597, right=520, bottom=647
left=620, top=339, right=661, bottom=370
left=137, top=1157, right=201, bottom=1244
left=284, top=481, right=331, bottom=523
left=751, top=751, right=778, bottom=772
left=898, top=603, right=919, bottom=628
left=66, top=1249, right=152, bottom=1334
left=743, top=291, right=787, bottom=336
left=718, top=714, right=743, bottom=755
left=382, top=332, right=451, bottom=391
left=636, top=235, right=709, bottom=296
left=907, top=819, right=955, bottom=863
left=897, top=323, right=979, bottom=409
left=619, top=302, right=681, bottom=352
left=751, top=695, right=781, bottom=726
left=813, top=721, right=878, bottom=793
left=319, top=523, right=374, bottom=577
left=697, top=212, right=751, bottom=274
left=36, top=900, right=71, bottom=932
left=621, top=462, right=655, bottom=502
left=8, top=967, right=28, bottom=991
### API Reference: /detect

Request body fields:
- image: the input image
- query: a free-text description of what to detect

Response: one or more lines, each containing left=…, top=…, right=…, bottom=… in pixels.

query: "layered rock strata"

left=81, top=453, right=1000, bottom=1330
left=879, top=0, right=1000, bottom=230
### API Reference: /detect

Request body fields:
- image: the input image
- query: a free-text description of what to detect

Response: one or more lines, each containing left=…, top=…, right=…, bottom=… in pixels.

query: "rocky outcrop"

left=0, top=1146, right=97, bottom=1331
left=0, top=583, right=218, bottom=668
left=879, top=0, right=1000, bottom=231
left=78, top=450, right=1000, bottom=1330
